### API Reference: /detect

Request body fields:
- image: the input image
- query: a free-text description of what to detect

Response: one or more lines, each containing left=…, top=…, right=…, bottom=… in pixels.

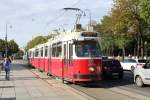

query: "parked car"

left=121, top=58, right=137, bottom=71
left=136, top=59, right=147, bottom=68
left=121, top=58, right=147, bottom=72
left=102, top=59, right=124, bottom=79
left=134, top=60, right=150, bottom=87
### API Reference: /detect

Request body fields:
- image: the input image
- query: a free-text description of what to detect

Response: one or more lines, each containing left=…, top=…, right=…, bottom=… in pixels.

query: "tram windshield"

left=75, top=41, right=101, bottom=57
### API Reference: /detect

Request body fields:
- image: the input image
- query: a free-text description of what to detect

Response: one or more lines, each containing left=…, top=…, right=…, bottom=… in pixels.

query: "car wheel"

left=135, top=76, right=144, bottom=87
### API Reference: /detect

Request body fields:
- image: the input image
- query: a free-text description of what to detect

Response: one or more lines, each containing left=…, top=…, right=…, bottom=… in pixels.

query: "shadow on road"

left=80, top=71, right=135, bottom=88
left=0, top=98, right=16, bottom=100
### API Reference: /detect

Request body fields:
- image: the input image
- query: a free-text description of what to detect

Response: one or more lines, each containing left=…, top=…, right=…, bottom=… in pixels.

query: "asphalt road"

left=68, top=71, right=150, bottom=100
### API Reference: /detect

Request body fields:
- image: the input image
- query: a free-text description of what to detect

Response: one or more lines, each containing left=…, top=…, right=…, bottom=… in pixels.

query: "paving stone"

left=0, top=60, right=87, bottom=100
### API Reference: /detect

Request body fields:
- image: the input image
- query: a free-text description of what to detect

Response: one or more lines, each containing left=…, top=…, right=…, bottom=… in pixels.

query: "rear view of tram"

left=63, top=31, right=102, bottom=83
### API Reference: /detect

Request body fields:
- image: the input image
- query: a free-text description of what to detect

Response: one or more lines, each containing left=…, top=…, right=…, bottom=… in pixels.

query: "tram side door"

left=63, top=41, right=73, bottom=80
left=63, top=42, right=68, bottom=79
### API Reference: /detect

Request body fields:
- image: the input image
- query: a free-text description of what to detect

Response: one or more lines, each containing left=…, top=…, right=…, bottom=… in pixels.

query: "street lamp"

left=5, top=23, right=12, bottom=57
left=5, top=24, right=8, bottom=57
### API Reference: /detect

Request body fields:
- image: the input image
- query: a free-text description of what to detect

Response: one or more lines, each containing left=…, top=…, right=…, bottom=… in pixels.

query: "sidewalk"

left=0, top=60, right=88, bottom=100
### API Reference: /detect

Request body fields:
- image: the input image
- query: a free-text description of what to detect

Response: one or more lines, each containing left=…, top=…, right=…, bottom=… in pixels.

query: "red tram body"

left=28, top=31, right=102, bottom=83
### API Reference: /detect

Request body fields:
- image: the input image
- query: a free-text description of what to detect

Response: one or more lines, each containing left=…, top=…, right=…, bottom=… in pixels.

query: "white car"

left=121, top=59, right=137, bottom=71
left=134, top=60, right=150, bottom=87
left=136, top=59, right=147, bottom=68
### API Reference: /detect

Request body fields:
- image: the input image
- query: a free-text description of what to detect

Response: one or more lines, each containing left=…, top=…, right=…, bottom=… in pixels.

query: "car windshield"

left=75, top=41, right=101, bottom=57
left=103, top=60, right=121, bottom=67
left=124, top=59, right=136, bottom=63
left=138, top=59, right=147, bottom=63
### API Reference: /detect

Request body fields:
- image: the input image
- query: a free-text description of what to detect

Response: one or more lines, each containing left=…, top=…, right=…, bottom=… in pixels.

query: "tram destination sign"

left=81, top=32, right=98, bottom=37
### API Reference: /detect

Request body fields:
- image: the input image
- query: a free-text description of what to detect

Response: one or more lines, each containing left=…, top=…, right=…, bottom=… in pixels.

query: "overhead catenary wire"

left=40, top=0, right=83, bottom=34
left=40, top=10, right=66, bottom=34
left=69, top=0, right=82, bottom=7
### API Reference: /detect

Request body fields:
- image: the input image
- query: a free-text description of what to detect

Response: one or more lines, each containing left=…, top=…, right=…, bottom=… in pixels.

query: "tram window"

left=30, top=52, right=34, bottom=58
left=56, top=46, right=62, bottom=57
left=30, top=52, right=32, bottom=58
left=75, top=41, right=101, bottom=57
left=35, top=49, right=39, bottom=57
left=41, top=47, right=43, bottom=57
left=32, top=52, right=34, bottom=58
left=29, top=52, right=31, bottom=57
left=49, top=47, right=51, bottom=57
left=52, top=47, right=56, bottom=57
left=64, top=44, right=66, bottom=59
left=30, top=52, right=32, bottom=57
left=45, top=46, right=48, bottom=57
left=69, top=44, right=73, bottom=59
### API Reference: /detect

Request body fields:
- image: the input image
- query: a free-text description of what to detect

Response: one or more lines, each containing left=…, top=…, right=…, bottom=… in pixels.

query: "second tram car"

left=28, top=31, right=102, bottom=83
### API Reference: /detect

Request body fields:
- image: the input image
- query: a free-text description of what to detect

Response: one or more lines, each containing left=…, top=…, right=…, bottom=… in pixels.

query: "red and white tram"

left=28, top=31, right=102, bottom=83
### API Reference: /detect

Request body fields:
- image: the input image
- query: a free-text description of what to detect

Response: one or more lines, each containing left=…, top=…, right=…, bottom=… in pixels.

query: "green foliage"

left=96, top=0, right=150, bottom=57
left=140, top=0, right=150, bottom=25
left=0, top=39, right=6, bottom=52
left=0, top=39, right=19, bottom=56
left=8, top=40, right=19, bottom=53
left=101, top=33, right=115, bottom=56
left=26, top=36, right=48, bottom=50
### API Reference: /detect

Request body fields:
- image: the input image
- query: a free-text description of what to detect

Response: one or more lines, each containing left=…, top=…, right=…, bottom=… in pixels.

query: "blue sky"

left=0, top=0, right=113, bottom=48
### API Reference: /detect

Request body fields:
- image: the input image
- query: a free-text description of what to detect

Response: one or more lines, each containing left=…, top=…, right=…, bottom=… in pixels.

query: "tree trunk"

left=140, top=38, right=144, bottom=58
left=134, top=45, right=136, bottom=59
left=137, top=35, right=140, bottom=58
left=122, top=47, right=125, bottom=61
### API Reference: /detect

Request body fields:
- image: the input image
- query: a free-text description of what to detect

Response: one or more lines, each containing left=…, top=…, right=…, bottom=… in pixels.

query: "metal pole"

left=5, top=24, right=8, bottom=57
left=85, top=9, right=91, bottom=26
left=89, top=10, right=91, bottom=26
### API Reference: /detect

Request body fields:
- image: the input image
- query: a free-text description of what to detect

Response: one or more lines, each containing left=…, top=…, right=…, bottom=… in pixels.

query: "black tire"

left=119, top=73, right=123, bottom=79
left=135, top=76, right=144, bottom=87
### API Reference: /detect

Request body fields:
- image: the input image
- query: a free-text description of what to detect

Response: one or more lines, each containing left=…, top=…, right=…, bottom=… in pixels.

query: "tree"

left=140, top=0, right=150, bottom=25
left=139, top=0, right=150, bottom=56
left=0, top=39, right=19, bottom=56
left=112, top=0, right=149, bottom=58
left=8, top=40, right=19, bottom=54
left=0, top=39, right=6, bottom=52
left=26, top=36, right=48, bottom=50
left=95, top=16, right=116, bottom=55
left=96, top=0, right=150, bottom=58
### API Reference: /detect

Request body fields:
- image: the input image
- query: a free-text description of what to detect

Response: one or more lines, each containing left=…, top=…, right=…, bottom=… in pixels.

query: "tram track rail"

left=27, top=67, right=97, bottom=100
left=67, top=74, right=150, bottom=100
left=22, top=61, right=150, bottom=100
left=67, top=83, right=99, bottom=100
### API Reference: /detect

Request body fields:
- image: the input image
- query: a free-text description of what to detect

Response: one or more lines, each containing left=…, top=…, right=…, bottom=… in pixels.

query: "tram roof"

left=30, top=31, right=100, bottom=50
left=48, top=31, right=100, bottom=43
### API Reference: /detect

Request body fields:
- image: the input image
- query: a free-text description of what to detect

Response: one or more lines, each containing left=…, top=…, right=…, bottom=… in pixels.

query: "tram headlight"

left=89, top=67, right=95, bottom=72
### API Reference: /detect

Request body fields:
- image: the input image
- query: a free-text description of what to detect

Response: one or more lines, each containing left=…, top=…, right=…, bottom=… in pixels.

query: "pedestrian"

left=3, top=57, right=12, bottom=80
